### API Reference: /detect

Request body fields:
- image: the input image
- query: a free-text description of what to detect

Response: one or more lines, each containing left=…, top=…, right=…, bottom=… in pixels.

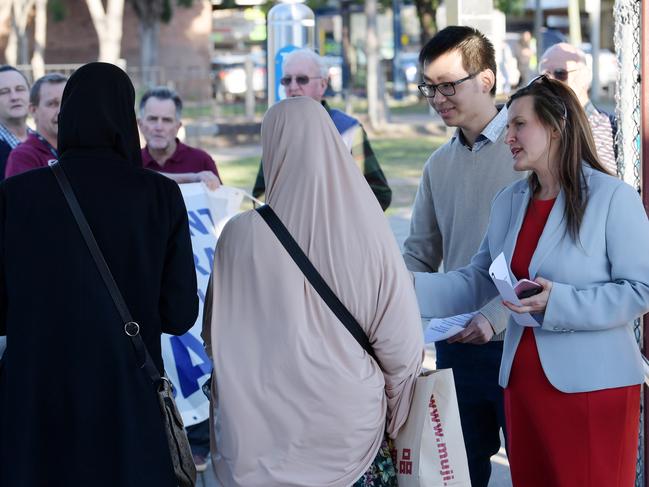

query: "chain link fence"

left=613, top=0, right=643, bottom=484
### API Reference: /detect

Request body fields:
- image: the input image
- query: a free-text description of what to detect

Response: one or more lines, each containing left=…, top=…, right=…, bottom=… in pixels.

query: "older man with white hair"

left=539, top=42, right=617, bottom=174
left=252, top=48, right=391, bottom=210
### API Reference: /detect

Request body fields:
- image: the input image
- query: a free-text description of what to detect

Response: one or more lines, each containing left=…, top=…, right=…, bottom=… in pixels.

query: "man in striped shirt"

left=0, top=65, right=30, bottom=180
left=539, top=43, right=617, bottom=175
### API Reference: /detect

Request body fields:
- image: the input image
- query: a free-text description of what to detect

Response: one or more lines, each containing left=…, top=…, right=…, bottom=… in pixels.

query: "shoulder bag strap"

left=50, top=162, right=162, bottom=385
left=255, top=205, right=377, bottom=362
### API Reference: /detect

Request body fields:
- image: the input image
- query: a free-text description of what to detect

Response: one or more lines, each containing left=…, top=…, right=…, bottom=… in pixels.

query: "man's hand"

left=198, top=171, right=221, bottom=190
left=447, top=313, right=494, bottom=345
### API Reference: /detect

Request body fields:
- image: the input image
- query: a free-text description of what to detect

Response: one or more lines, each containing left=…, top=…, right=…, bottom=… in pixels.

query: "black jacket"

left=0, top=63, right=198, bottom=487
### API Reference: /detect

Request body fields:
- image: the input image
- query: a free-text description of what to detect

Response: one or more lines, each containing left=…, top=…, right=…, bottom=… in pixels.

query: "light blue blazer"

left=414, top=165, right=649, bottom=393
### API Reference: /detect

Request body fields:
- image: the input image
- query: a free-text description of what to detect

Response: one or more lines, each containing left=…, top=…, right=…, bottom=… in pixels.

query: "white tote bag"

left=394, top=369, right=471, bottom=487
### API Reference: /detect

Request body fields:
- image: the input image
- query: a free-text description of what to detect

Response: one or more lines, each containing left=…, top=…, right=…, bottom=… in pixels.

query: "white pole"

left=588, top=0, right=601, bottom=102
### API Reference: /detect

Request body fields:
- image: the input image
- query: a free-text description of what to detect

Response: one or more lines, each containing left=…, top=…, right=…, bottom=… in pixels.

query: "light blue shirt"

left=453, top=106, right=508, bottom=152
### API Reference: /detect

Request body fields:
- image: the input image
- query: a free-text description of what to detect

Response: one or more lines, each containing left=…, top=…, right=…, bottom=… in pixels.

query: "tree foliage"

left=129, top=0, right=193, bottom=25
left=495, top=0, right=525, bottom=15
left=48, top=0, right=66, bottom=22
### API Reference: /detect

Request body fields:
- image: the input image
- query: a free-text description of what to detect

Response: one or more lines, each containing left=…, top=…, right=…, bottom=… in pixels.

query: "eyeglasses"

left=542, top=68, right=579, bottom=82
left=516, top=74, right=568, bottom=119
left=279, top=75, right=322, bottom=86
left=417, top=73, right=477, bottom=98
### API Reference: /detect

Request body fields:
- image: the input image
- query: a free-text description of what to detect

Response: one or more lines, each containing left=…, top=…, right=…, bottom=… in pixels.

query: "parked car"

left=581, top=43, right=617, bottom=97
left=321, top=55, right=343, bottom=93
left=505, top=28, right=568, bottom=64
left=505, top=28, right=569, bottom=89
left=497, top=41, right=521, bottom=93
left=210, top=53, right=266, bottom=101
left=398, top=51, right=420, bottom=84
left=539, top=28, right=568, bottom=54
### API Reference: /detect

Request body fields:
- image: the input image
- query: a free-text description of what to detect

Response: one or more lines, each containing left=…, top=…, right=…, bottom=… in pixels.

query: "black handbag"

left=51, top=162, right=197, bottom=487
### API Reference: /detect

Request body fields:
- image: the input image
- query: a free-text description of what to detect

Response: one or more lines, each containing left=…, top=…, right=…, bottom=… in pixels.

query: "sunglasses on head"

left=542, top=68, right=579, bottom=82
left=516, top=74, right=568, bottom=119
left=279, top=75, right=322, bottom=86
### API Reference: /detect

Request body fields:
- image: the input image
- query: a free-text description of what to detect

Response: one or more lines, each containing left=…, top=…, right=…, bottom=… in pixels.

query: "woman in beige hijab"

left=204, top=96, right=423, bottom=486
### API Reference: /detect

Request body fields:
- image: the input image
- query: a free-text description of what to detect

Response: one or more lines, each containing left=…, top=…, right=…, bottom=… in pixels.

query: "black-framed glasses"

left=417, top=73, right=477, bottom=98
left=279, top=75, right=322, bottom=86
left=541, top=68, right=579, bottom=82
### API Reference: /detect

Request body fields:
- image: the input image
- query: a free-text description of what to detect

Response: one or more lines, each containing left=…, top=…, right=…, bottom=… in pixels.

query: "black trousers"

left=435, top=340, right=506, bottom=487
left=186, top=419, right=210, bottom=456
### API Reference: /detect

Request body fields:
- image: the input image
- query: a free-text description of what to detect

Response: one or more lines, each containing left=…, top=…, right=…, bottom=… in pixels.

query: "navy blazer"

left=415, top=165, right=649, bottom=393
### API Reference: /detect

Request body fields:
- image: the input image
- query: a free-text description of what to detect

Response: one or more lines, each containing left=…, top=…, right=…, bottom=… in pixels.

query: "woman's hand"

left=503, top=277, right=553, bottom=314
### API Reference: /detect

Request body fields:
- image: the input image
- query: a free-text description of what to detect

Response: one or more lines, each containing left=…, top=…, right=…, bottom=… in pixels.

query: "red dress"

left=505, top=197, right=640, bottom=487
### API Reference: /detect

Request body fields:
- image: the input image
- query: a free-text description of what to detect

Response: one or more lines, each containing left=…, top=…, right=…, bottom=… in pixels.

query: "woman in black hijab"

left=0, top=63, right=197, bottom=486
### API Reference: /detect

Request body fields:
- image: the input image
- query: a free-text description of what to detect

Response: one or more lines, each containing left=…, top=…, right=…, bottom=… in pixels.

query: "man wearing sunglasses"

left=252, top=48, right=391, bottom=211
left=404, top=26, right=522, bottom=487
left=539, top=43, right=617, bottom=175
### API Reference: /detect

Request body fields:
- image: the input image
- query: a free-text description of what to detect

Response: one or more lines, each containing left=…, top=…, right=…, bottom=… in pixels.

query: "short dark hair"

left=419, top=26, right=497, bottom=96
left=30, top=73, right=67, bottom=106
left=139, top=86, right=183, bottom=119
left=0, top=65, right=29, bottom=87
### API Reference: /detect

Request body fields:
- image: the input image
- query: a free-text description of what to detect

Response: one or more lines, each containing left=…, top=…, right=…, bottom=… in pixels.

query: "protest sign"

left=161, top=183, right=245, bottom=426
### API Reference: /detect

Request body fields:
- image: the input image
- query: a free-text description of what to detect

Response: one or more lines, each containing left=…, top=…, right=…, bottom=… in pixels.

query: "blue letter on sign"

left=170, top=333, right=213, bottom=398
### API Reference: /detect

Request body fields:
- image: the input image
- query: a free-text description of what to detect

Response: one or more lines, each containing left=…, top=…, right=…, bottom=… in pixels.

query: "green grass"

left=388, top=102, right=429, bottom=116
left=372, top=136, right=444, bottom=214
left=182, top=104, right=215, bottom=119
left=219, top=156, right=261, bottom=192
left=327, top=97, right=428, bottom=117
left=182, top=102, right=268, bottom=120
left=218, top=134, right=445, bottom=213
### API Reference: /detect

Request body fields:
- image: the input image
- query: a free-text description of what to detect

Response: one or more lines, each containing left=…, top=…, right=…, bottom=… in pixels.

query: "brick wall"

left=0, top=0, right=212, bottom=100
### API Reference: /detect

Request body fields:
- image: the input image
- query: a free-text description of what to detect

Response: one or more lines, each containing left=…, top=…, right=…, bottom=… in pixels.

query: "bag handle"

left=255, top=205, right=377, bottom=362
left=50, top=162, right=162, bottom=385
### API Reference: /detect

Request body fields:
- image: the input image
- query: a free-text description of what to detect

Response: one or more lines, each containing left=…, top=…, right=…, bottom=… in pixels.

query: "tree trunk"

left=414, top=0, right=439, bottom=47
left=4, top=30, right=18, bottom=67
left=6, top=0, right=34, bottom=67
left=85, top=0, right=125, bottom=65
left=340, top=0, right=353, bottom=113
left=140, top=20, right=160, bottom=87
left=31, top=0, right=47, bottom=79
left=0, top=2, right=13, bottom=65
left=365, top=0, right=381, bottom=130
left=129, top=0, right=165, bottom=89
left=568, top=0, right=582, bottom=45
left=17, top=33, right=29, bottom=65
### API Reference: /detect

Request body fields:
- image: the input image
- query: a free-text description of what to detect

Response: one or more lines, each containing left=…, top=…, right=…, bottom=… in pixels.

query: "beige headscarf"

left=205, top=97, right=423, bottom=487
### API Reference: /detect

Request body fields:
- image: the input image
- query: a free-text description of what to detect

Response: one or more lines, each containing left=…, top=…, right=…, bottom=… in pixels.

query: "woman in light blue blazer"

left=414, top=76, right=649, bottom=487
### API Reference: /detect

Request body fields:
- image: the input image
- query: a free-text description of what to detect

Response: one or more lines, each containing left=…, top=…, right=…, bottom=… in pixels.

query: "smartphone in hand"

left=514, top=279, right=543, bottom=299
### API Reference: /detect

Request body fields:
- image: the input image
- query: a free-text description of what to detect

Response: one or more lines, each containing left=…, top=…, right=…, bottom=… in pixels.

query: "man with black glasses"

left=251, top=48, right=391, bottom=210
left=404, top=26, right=522, bottom=487
left=539, top=43, right=617, bottom=175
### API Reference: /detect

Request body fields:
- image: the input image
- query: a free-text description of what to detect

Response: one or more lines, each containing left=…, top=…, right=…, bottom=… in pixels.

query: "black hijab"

left=57, top=62, right=142, bottom=166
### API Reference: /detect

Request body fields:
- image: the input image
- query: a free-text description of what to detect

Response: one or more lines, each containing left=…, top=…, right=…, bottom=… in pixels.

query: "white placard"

left=161, top=184, right=244, bottom=426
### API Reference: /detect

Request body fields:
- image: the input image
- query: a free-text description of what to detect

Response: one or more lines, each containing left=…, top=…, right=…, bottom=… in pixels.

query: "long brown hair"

left=506, top=75, right=610, bottom=241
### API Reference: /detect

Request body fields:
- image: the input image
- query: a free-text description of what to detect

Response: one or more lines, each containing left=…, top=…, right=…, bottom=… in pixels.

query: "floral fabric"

left=352, top=437, right=398, bottom=487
